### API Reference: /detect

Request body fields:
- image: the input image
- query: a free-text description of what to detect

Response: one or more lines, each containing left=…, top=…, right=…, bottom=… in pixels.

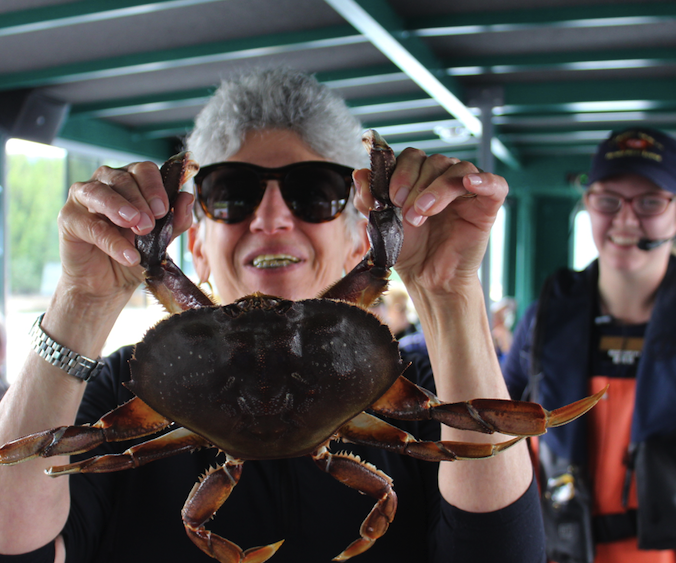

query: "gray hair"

left=185, top=68, right=368, bottom=245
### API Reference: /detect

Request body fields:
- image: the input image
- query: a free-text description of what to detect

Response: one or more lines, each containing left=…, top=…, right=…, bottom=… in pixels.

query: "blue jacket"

left=502, top=256, right=676, bottom=464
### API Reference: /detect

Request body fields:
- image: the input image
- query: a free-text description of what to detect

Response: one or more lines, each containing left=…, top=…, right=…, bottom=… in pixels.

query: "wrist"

left=404, top=275, right=482, bottom=326
left=42, top=280, right=133, bottom=359
left=30, top=314, right=104, bottom=382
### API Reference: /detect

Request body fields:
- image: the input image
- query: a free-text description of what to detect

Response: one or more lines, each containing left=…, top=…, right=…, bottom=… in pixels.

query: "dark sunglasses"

left=193, top=161, right=354, bottom=224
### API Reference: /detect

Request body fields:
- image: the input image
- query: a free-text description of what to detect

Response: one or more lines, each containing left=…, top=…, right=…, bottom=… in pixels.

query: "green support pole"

left=0, top=133, right=7, bottom=390
left=514, top=193, right=535, bottom=317
left=0, top=133, right=6, bottom=321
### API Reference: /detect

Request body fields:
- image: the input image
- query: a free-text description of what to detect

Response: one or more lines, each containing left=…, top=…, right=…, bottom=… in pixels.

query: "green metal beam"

left=411, top=1, right=676, bottom=35
left=69, top=87, right=217, bottom=119
left=316, top=65, right=407, bottom=89
left=58, top=117, right=174, bottom=160
left=131, top=120, right=195, bottom=140
left=0, top=0, right=233, bottom=37
left=500, top=78, right=676, bottom=109
left=443, top=48, right=676, bottom=77
left=346, top=92, right=441, bottom=115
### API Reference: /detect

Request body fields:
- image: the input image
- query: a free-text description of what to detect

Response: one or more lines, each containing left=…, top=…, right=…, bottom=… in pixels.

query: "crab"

left=0, top=130, right=605, bottom=562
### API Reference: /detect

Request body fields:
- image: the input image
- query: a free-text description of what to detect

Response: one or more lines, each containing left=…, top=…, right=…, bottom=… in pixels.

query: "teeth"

left=611, top=235, right=638, bottom=246
left=252, top=254, right=300, bottom=269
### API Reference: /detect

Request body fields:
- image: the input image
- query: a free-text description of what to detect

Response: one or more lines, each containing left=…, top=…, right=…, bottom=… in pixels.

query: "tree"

left=6, top=153, right=64, bottom=295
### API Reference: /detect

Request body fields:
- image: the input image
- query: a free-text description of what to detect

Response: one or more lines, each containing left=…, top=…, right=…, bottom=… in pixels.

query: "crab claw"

left=135, top=152, right=214, bottom=313
left=362, top=129, right=396, bottom=208
left=321, top=130, right=402, bottom=307
left=372, top=376, right=608, bottom=438
left=362, top=130, right=403, bottom=271
left=135, top=152, right=199, bottom=272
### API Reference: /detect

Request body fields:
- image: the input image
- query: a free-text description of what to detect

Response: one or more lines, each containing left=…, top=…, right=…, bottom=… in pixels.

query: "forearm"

left=408, top=277, right=532, bottom=512
left=0, top=283, right=128, bottom=553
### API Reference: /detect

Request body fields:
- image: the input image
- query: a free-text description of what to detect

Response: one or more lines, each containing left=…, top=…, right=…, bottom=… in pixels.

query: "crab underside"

left=0, top=131, right=605, bottom=563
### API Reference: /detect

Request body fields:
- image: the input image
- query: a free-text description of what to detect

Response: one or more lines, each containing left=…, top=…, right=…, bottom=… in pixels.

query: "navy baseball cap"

left=586, top=128, right=676, bottom=194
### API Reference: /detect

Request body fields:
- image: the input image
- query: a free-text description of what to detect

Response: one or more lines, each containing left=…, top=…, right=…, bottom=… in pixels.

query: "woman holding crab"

left=0, top=68, right=544, bottom=562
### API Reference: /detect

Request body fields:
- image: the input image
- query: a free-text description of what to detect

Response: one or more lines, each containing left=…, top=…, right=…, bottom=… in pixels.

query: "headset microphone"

left=637, top=236, right=676, bottom=251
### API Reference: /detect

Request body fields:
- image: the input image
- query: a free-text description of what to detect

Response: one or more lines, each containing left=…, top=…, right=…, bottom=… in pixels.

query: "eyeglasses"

left=586, top=191, right=676, bottom=217
left=193, top=161, right=353, bottom=224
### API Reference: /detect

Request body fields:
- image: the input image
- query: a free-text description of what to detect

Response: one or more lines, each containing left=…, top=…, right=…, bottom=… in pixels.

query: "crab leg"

left=371, top=375, right=607, bottom=437
left=339, top=412, right=522, bottom=462
left=135, top=151, right=214, bottom=313
left=182, top=461, right=284, bottom=563
left=47, top=427, right=210, bottom=476
left=0, top=397, right=171, bottom=465
left=321, top=130, right=402, bottom=308
left=312, top=446, right=397, bottom=561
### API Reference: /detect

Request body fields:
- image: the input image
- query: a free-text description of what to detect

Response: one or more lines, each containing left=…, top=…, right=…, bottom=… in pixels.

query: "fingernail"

left=149, top=198, right=166, bottom=217
left=118, top=206, right=139, bottom=222
left=122, top=249, right=139, bottom=266
left=136, top=212, right=153, bottom=232
left=393, top=187, right=410, bottom=207
left=405, top=208, right=425, bottom=227
left=416, top=193, right=436, bottom=213
left=467, top=174, right=483, bottom=186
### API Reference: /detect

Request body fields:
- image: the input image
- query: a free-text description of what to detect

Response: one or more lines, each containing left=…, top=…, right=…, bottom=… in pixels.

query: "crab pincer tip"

left=362, top=129, right=387, bottom=151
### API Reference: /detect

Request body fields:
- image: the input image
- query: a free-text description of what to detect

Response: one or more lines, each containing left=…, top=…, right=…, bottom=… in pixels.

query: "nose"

left=249, top=182, right=295, bottom=234
left=612, top=198, right=641, bottom=226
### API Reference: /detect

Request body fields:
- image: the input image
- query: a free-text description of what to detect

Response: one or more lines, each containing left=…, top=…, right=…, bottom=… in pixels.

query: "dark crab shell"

left=127, top=297, right=406, bottom=460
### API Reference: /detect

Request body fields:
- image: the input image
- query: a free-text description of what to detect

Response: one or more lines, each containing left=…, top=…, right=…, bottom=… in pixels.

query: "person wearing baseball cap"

left=502, top=127, right=676, bottom=563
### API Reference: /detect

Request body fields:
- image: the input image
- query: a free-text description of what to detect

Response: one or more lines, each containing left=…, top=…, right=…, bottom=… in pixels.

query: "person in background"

left=381, top=282, right=419, bottom=340
left=0, top=68, right=542, bottom=563
left=490, top=297, right=516, bottom=363
left=502, top=127, right=676, bottom=563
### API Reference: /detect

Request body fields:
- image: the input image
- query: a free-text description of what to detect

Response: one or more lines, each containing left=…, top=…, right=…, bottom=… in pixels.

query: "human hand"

left=57, top=160, right=195, bottom=305
left=353, top=148, right=507, bottom=296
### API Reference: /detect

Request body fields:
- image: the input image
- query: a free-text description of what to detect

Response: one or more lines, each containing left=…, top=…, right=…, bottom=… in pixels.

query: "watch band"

left=29, top=313, right=104, bottom=382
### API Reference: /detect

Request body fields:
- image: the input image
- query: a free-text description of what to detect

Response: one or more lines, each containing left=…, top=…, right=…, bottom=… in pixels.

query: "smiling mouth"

left=610, top=234, right=639, bottom=246
left=252, top=254, right=301, bottom=269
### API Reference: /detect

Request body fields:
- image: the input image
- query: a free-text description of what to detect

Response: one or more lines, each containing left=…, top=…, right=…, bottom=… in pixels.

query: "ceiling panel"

left=0, top=0, right=674, bottom=169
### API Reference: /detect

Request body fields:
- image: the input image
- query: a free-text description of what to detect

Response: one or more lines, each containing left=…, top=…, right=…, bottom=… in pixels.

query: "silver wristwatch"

left=29, top=313, right=104, bottom=382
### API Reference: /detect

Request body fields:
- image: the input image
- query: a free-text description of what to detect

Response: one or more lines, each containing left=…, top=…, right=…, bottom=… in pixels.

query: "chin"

left=603, top=251, right=646, bottom=274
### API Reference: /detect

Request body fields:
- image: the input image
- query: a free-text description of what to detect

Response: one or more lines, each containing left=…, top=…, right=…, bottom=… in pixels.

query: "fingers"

left=60, top=161, right=194, bottom=268
left=59, top=204, right=141, bottom=267
left=75, top=161, right=168, bottom=236
left=354, top=148, right=507, bottom=227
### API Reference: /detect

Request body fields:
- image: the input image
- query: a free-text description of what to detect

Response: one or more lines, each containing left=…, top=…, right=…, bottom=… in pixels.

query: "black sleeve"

left=0, top=542, right=55, bottom=563
left=437, top=477, right=546, bottom=563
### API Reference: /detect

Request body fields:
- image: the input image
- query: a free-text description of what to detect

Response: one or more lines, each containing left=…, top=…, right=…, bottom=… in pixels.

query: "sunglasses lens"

left=283, top=166, right=351, bottom=223
left=197, top=162, right=352, bottom=224
left=199, top=166, right=261, bottom=224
